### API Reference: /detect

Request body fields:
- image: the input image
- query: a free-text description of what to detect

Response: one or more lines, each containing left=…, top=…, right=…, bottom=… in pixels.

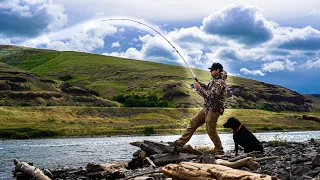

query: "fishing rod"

left=101, top=18, right=199, bottom=82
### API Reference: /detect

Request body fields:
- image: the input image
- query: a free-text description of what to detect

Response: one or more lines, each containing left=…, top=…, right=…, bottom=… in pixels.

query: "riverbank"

left=1, top=106, right=320, bottom=139
left=12, top=138, right=320, bottom=179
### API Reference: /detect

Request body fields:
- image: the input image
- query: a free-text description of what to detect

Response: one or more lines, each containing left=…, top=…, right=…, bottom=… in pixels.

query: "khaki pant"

left=178, top=108, right=223, bottom=150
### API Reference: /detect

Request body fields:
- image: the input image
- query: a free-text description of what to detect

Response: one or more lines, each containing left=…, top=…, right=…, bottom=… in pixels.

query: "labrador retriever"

left=223, top=117, right=263, bottom=156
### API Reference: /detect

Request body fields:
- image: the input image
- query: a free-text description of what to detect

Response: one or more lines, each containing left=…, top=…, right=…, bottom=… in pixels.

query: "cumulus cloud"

left=0, top=0, right=68, bottom=37
left=103, top=47, right=143, bottom=60
left=118, top=28, right=125, bottom=33
left=138, top=34, right=180, bottom=64
left=240, top=68, right=265, bottom=76
left=241, top=59, right=296, bottom=76
left=111, top=41, right=120, bottom=48
left=44, top=22, right=117, bottom=52
left=304, top=59, right=320, bottom=69
left=261, top=61, right=285, bottom=72
left=201, top=2, right=274, bottom=45
left=0, top=37, right=12, bottom=44
left=274, top=26, right=320, bottom=50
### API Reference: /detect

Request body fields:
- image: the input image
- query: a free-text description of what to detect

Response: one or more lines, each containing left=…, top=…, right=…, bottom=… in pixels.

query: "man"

left=172, top=63, right=227, bottom=155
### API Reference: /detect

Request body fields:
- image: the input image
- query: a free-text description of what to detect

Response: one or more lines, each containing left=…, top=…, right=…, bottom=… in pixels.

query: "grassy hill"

left=0, top=61, right=119, bottom=107
left=0, top=45, right=319, bottom=112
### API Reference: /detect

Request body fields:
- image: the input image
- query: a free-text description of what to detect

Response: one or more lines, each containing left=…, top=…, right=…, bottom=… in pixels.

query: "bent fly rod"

left=102, top=18, right=199, bottom=82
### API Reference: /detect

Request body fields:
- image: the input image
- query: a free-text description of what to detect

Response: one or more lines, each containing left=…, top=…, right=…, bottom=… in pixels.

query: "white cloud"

left=240, top=68, right=265, bottom=76
left=201, top=2, right=275, bottom=45
left=0, top=37, right=11, bottom=44
left=103, top=47, right=143, bottom=60
left=111, top=41, right=120, bottom=48
left=0, top=0, right=68, bottom=37
left=119, top=28, right=125, bottom=33
left=54, top=0, right=320, bottom=24
left=242, top=59, right=296, bottom=76
left=304, top=59, right=320, bottom=69
left=43, top=22, right=117, bottom=51
left=272, top=26, right=320, bottom=50
left=261, top=61, right=285, bottom=72
left=284, top=59, right=296, bottom=71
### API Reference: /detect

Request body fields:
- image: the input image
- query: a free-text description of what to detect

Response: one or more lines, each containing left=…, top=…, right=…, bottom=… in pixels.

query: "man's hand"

left=194, top=82, right=201, bottom=89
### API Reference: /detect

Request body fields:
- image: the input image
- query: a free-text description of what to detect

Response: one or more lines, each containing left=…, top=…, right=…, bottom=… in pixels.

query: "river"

left=1, top=131, right=320, bottom=179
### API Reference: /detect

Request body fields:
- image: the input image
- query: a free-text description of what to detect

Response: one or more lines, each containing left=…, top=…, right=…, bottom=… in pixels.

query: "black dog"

left=223, top=117, right=263, bottom=156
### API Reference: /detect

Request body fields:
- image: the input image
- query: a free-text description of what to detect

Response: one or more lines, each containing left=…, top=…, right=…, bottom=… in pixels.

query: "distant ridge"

left=1, top=44, right=319, bottom=112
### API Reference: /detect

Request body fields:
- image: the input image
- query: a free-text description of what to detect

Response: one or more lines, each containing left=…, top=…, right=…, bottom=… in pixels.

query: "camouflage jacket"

left=197, top=70, right=227, bottom=113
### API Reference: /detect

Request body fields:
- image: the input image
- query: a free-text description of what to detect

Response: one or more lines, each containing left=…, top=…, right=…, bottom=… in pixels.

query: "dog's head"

left=223, top=117, right=242, bottom=130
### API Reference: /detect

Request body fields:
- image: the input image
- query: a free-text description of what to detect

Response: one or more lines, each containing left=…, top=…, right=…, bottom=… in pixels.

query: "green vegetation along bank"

left=1, top=106, right=320, bottom=139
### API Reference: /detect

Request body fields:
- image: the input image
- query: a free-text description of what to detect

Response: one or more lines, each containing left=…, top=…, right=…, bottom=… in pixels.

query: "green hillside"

left=0, top=45, right=319, bottom=111
left=0, top=61, right=119, bottom=107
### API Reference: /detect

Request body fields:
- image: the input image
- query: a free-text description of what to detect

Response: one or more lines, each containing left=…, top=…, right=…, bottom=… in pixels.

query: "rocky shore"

left=13, top=139, right=320, bottom=180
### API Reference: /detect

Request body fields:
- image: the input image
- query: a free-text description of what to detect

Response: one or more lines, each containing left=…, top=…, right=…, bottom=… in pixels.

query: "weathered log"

left=86, top=162, right=126, bottom=179
left=86, top=162, right=127, bottom=172
left=302, top=115, right=320, bottom=122
left=130, top=141, right=202, bottom=155
left=122, top=170, right=162, bottom=180
left=228, top=151, right=261, bottom=162
left=130, top=140, right=174, bottom=155
left=150, top=153, right=199, bottom=166
left=14, top=159, right=51, bottom=180
left=128, top=150, right=148, bottom=169
left=254, top=156, right=279, bottom=162
left=216, top=157, right=260, bottom=170
left=162, top=162, right=277, bottom=180
left=145, top=157, right=157, bottom=168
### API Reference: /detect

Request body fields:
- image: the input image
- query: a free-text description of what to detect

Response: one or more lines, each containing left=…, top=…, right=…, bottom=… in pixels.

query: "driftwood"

left=216, top=157, right=260, bottom=170
left=130, top=140, right=202, bottom=155
left=128, top=150, right=148, bottom=169
left=86, top=162, right=126, bottom=179
left=129, top=141, right=279, bottom=170
left=130, top=140, right=175, bottom=155
left=255, top=156, right=279, bottom=162
left=302, top=115, right=320, bottom=122
left=150, top=153, right=199, bottom=166
left=228, top=151, right=261, bottom=162
left=122, top=170, right=162, bottom=180
left=162, top=162, right=277, bottom=180
left=145, top=157, right=157, bottom=168
left=14, top=159, right=51, bottom=180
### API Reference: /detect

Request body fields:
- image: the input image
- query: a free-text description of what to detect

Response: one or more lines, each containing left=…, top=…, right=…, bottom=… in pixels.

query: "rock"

left=291, top=175, right=312, bottom=180
left=291, top=166, right=311, bottom=176
left=312, top=154, right=320, bottom=167
left=277, top=173, right=290, bottom=180
left=293, top=156, right=310, bottom=164
left=306, top=167, right=320, bottom=177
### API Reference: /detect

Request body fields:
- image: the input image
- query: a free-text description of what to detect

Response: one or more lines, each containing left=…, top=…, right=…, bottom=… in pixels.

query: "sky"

left=0, top=0, right=320, bottom=94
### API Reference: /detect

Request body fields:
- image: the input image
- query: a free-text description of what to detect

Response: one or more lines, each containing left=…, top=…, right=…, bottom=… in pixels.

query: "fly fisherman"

left=171, top=63, right=227, bottom=155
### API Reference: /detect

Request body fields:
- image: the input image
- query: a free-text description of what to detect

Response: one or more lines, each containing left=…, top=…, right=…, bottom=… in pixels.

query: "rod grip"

left=194, top=77, right=198, bottom=82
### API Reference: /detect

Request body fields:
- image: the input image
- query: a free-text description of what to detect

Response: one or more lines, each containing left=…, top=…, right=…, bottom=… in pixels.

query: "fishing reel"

left=190, top=83, right=198, bottom=92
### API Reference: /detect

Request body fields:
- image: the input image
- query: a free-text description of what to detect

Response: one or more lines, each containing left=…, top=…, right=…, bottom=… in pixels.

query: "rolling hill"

left=0, top=61, right=119, bottom=107
left=0, top=45, right=319, bottom=112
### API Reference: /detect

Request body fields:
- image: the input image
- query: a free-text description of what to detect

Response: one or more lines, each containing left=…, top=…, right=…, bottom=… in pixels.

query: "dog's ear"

left=233, top=117, right=240, bottom=123
left=229, top=117, right=241, bottom=127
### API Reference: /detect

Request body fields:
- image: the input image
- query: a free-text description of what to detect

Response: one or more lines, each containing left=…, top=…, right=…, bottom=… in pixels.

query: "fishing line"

left=102, top=18, right=199, bottom=82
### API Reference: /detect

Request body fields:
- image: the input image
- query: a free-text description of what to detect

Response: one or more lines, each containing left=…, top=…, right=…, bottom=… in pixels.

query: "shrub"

left=143, top=126, right=155, bottom=136
left=59, top=75, right=73, bottom=81
left=113, top=94, right=170, bottom=107
left=0, top=128, right=58, bottom=139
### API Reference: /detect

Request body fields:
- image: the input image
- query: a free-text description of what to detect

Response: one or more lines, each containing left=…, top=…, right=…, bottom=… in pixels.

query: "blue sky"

left=1, top=0, right=320, bottom=94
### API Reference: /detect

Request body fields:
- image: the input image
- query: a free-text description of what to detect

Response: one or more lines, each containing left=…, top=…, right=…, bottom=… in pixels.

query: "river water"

left=1, top=131, right=320, bottom=179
